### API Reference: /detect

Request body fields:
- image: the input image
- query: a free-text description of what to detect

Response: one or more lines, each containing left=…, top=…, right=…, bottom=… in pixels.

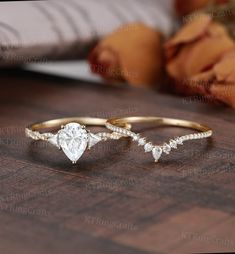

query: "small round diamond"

left=193, top=133, right=198, bottom=139
left=132, top=134, right=140, bottom=141
left=176, top=137, right=183, bottom=145
left=181, top=136, right=187, bottom=141
left=162, top=143, right=171, bottom=154
left=189, top=134, right=193, bottom=139
left=169, top=139, right=177, bottom=149
left=138, top=138, right=146, bottom=146
left=184, top=135, right=190, bottom=140
left=144, top=143, right=153, bottom=153
left=120, top=128, right=128, bottom=135
left=125, top=130, right=131, bottom=136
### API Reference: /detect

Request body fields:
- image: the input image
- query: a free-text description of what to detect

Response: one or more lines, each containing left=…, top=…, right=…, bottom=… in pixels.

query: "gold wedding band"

left=106, top=116, right=212, bottom=162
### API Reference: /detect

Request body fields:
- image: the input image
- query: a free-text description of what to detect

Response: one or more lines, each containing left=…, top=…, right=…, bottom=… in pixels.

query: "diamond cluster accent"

left=105, top=122, right=212, bottom=163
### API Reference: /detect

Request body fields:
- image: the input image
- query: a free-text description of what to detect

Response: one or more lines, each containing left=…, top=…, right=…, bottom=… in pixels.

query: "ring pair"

left=26, top=116, right=212, bottom=164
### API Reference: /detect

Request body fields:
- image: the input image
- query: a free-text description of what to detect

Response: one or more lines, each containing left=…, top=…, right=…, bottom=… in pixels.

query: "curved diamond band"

left=106, top=116, right=213, bottom=163
left=26, top=117, right=130, bottom=164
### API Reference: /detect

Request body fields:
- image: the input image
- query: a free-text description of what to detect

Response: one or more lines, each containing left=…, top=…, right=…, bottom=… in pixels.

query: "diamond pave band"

left=26, top=117, right=130, bottom=164
left=106, top=116, right=212, bottom=163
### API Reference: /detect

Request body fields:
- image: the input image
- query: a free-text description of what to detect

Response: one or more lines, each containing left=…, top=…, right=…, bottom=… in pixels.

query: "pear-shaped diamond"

left=58, top=123, right=88, bottom=163
left=152, top=146, right=162, bottom=162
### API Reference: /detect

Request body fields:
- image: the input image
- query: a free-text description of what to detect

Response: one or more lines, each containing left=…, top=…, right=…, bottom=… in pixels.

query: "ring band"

left=25, top=117, right=130, bottom=164
left=106, top=116, right=213, bottom=162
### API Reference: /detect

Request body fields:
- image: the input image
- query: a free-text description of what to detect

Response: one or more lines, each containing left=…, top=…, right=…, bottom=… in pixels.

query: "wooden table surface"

left=0, top=69, right=234, bottom=254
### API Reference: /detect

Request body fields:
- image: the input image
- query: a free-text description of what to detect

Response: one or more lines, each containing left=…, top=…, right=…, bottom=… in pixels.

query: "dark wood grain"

left=0, top=69, right=234, bottom=254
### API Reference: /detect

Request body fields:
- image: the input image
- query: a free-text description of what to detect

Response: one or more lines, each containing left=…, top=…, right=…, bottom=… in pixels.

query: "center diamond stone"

left=58, top=123, right=88, bottom=163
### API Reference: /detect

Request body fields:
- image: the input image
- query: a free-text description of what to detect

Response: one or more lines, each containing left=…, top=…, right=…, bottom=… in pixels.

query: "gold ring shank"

left=27, top=117, right=131, bottom=131
left=28, top=117, right=112, bottom=131
left=108, top=116, right=211, bottom=132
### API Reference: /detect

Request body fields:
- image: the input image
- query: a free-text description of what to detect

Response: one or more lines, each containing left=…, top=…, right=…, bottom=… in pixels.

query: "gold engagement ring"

left=26, top=117, right=130, bottom=164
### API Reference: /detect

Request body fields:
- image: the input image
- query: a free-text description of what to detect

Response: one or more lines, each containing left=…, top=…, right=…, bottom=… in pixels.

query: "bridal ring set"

left=25, top=116, right=213, bottom=164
